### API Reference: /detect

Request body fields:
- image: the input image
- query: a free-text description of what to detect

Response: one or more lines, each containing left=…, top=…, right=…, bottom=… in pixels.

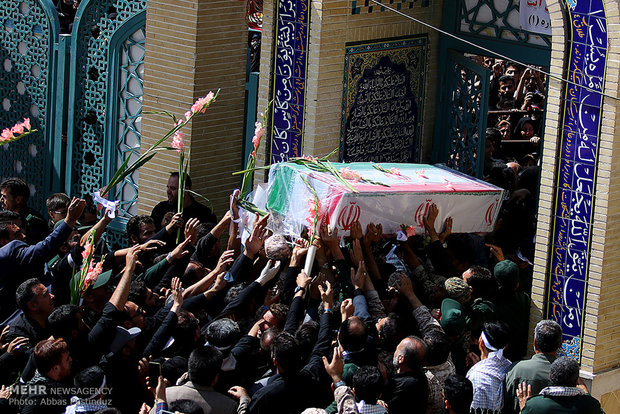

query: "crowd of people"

left=0, top=167, right=604, bottom=414
left=473, top=57, right=547, bottom=186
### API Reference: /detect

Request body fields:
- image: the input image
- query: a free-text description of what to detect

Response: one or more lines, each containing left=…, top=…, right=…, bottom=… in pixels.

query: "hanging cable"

left=368, top=0, right=620, bottom=102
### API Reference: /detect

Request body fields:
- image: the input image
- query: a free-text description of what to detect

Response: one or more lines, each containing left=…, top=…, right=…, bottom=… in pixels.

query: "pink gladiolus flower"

left=254, top=122, right=265, bottom=139
left=22, top=118, right=31, bottom=130
left=81, top=261, right=103, bottom=295
left=1, top=128, right=13, bottom=141
left=191, top=91, right=215, bottom=114
left=252, top=134, right=260, bottom=149
left=306, top=198, right=322, bottom=226
left=11, top=123, right=24, bottom=135
left=405, top=226, right=415, bottom=238
left=171, top=131, right=185, bottom=152
left=389, top=168, right=400, bottom=175
left=251, top=150, right=256, bottom=158
left=185, top=111, right=192, bottom=121
left=82, top=243, right=92, bottom=260
left=339, top=167, right=362, bottom=181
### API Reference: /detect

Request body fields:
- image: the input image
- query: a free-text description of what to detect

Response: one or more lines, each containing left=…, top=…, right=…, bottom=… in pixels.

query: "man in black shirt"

left=151, top=173, right=216, bottom=230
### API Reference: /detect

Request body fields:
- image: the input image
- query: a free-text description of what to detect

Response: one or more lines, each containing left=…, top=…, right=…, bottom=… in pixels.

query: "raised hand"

left=65, top=197, right=86, bottom=227
left=184, top=217, right=201, bottom=245
left=322, top=346, right=344, bottom=383
left=350, top=221, right=363, bottom=240
left=245, top=214, right=270, bottom=258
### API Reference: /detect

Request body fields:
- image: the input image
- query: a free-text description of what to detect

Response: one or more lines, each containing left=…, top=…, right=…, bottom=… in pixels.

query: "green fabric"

left=522, top=393, right=604, bottom=414
left=495, top=291, right=530, bottom=360
left=134, top=259, right=169, bottom=285
left=465, top=298, right=495, bottom=336
left=325, top=362, right=359, bottom=414
left=504, top=353, right=555, bottom=414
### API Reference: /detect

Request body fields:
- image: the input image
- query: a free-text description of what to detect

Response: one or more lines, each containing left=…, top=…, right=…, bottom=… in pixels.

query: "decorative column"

left=532, top=0, right=620, bottom=410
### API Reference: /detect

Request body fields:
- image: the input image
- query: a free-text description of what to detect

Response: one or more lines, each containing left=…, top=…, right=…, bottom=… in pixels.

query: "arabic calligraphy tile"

left=571, top=83, right=603, bottom=107
left=295, top=0, right=308, bottom=23
left=276, top=21, right=296, bottom=49
left=294, top=48, right=307, bottom=78
left=290, top=104, right=303, bottom=134
left=558, top=335, right=581, bottom=361
left=560, top=128, right=577, bottom=160
left=565, top=244, right=589, bottom=282
left=295, top=22, right=308, bottom=51
left=273, top=104, right=293, bottom=131
left=557, top=159, right=574, bottom=190
left=553, top=228, right=568, bottom=255
left=573, top=133, right=597, bottom=164
left=582, top=45, right=606, bottom=80
left=561, top=305, right=584, bottom=337
left=587, top=16, right=607, bottom=48
left=291, top=78, right=305, bottom=106
left=549, top=273, right=564, bottom=305
left=573, top=103, right=600, bottom=135
left=278, top=0, right=297, bottom=22
left=571, top=13, right=590, bottom=44
left=569, top=193, right=593, bottom=225
left=556, top=188, right=572, bottom=219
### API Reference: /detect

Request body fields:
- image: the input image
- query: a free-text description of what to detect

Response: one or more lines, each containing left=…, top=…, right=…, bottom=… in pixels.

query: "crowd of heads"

left=0, top=162, right=596, bottom=414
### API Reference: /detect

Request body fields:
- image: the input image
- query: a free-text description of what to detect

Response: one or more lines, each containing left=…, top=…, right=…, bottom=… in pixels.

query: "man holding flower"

left=150, top=172, right=216, bottom=231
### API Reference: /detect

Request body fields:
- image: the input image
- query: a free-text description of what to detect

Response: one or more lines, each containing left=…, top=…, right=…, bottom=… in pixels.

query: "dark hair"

left=0, top=177, right=30, bottom=203
left=339, top=316, right=368, bottom=353
left=465, top=266, right=497, bottom=300
left=162, top=356, right=188, bottom=385
left=188, top=345, right=223, bottom=386
left=486, top=127, right=502, bottom=148
left=549, top=356, right=580, bottom=387
left=46, top=193, right=70, bottom=212
left=482, top=321, right=510, bottom=350
left=424, top=329, right=450, bottom=366
left=0, top=222, right=14, bottom=240
left=224, top=284, right=246, bottom=305
left=498, top=74, right=515, bottom=85
left=48, top=305, right=80, bottom=339
left=173, top=311, right=199, bottom=348
left=206, top=318, right=241, bottom=350
left=378, top=313, right=403, bottom=351
left=125, top=215, right=155, bottom=239
left=169, top=399, right=204, bottom=414
left=268, top=303, right=289, bottom=329
left=128, top=281, right=147, bottom=305
left=74, top=366, right=106, bottom=398
left=170, top=172, right=193, bottom=190
left=534, top=320, right=562, bottom=353
left=295, top=320, right=319, bottom=360
left=271, top=331, right=302, bottom=372
left=0, top=210, right=20, bottom=223
left=16, top=278, right=41, bottom=311
left=443, top=375, right=473, bottom=413
left=34, top=338, right=69, bottom=375
left=352, top=366, right=383, bottom=404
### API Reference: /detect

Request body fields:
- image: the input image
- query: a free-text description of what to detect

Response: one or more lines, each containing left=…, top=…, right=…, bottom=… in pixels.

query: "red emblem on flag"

left=414, top=199, right=433, bottom=227
left=337, top=202, right=361, bottom=231
left=485, top=198, right=500, bottom=226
